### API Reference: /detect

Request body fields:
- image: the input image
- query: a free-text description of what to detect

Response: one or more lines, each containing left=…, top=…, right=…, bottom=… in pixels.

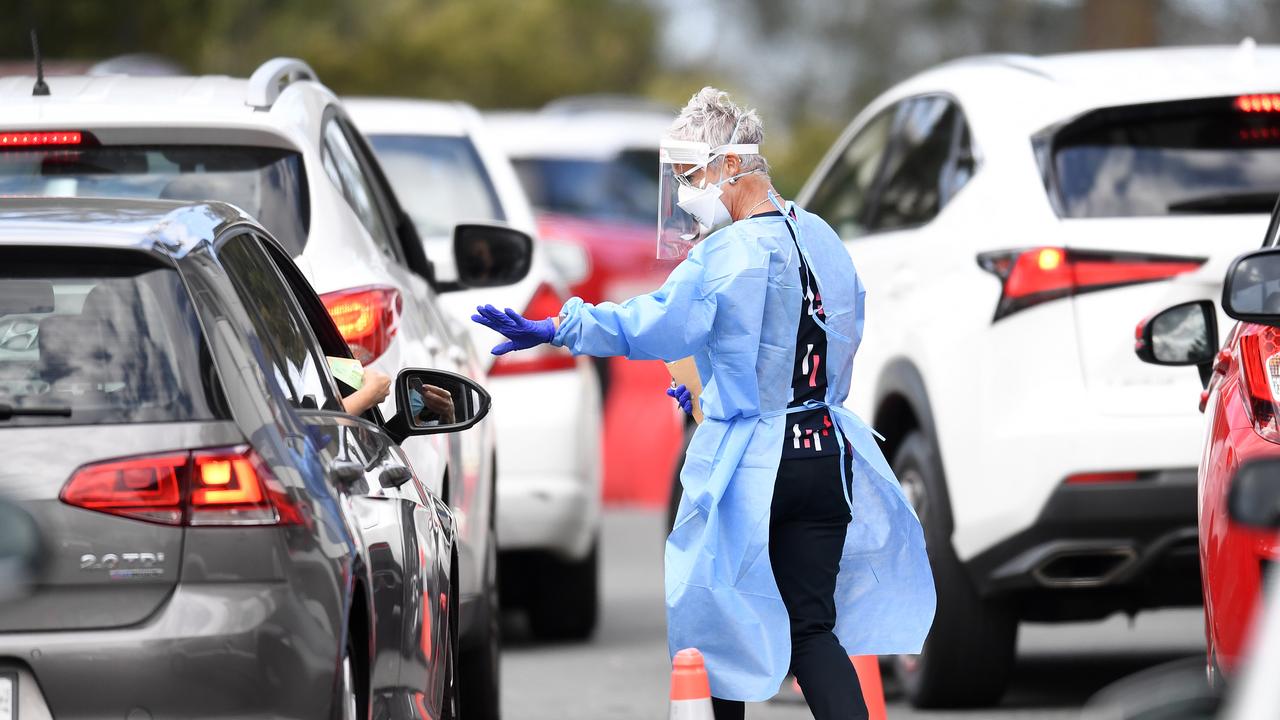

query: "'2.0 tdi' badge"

left=80, top=552, right=166, bottom=579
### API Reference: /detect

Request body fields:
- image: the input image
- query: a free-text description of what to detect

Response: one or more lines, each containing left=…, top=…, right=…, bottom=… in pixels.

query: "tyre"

left=460, top=526, right=502, bottom=719
left=891, top=431, right=1018, bottom=708
left=528, top=539, right=599, bottom=641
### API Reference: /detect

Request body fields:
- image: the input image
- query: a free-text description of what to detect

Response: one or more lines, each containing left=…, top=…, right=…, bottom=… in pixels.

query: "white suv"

left=0, top=58, right=529, bottom=717
left=796, top=45, right=1280, bottom=708
left=345, top=97, right=604, bottom=642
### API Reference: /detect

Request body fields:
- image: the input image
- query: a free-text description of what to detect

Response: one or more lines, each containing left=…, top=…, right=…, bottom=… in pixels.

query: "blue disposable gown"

left=551, top=202, right=936, bottom=701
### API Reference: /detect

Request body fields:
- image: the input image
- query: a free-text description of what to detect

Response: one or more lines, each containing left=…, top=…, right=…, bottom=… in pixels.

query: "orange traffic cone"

left=790, top=655, right=887, bottom=720
left=850, top=656, right=887, bottom=720
left=670, top=648, right=714, bottom=720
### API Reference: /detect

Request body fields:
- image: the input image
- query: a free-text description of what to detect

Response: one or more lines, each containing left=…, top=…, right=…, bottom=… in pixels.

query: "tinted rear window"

left=1048, top=96, right=1280, bottom=218
left=512, top=150, right=657, bottom=224
left=0, top=144, right=310, bottom=254
left=0, top=248, right=221, bottom=427
left=367, top=134, right=505, bottom=238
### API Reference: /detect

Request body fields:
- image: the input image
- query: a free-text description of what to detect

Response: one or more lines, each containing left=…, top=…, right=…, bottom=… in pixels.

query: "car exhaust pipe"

left=1031, top=546, right=1138, bottom=588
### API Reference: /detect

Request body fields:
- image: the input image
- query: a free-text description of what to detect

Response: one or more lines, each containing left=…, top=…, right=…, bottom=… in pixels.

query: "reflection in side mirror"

left=445, top=222, right=533, bottom=292
left=1224, top=247, right=1280, bottom=327
left=395, top=368, right=491, bottom=436
left=1228, top=459, right=1280, bottom=530
left=1135, top=300, right=1218, bottom=367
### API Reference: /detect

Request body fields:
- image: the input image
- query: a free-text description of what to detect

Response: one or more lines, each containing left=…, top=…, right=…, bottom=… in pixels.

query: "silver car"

left=0, top=198, right=516, bottom=719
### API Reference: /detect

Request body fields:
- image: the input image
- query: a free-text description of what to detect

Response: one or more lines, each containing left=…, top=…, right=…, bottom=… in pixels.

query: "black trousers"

left=711, top=453, right=868, bottom=720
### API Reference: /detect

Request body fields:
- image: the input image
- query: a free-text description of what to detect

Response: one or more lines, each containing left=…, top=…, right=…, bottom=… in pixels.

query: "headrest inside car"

left=0, top=280, right=55, bottom=315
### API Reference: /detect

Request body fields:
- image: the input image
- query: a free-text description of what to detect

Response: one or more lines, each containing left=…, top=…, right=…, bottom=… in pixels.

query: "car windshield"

left=0, top=247, right=221, bottom=427
left=512, top=149, right=658, bottom=224
left=1049, top=96, right=1280, bottom=219
left=0, top=144, right=310, bottom=254
left=366, top=134, right=505, bottom=238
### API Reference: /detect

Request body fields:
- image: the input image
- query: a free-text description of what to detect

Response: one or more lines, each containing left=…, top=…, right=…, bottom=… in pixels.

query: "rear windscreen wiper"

left=0, top=403, right=71, bottom=420
left=1167, top=192, right=1279, bottom=214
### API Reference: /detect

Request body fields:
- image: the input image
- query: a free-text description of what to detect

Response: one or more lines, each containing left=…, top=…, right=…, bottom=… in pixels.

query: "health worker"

left=472, top=87, right=935, bottom=720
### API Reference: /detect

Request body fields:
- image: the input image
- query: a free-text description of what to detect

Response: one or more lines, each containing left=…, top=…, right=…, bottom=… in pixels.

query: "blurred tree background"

left=2, top=0, right=1276, bottom=194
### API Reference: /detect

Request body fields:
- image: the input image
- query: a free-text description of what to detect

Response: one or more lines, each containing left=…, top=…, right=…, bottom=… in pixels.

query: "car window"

left=868, top=96, right=960, bottom=233
left=0, top=144, right=310, bottom=255
left=0, top=246, right=222, bottom=427
left=1049, top=95, right=1280, bottom=218
left=322, top=119, right=398, bottom=258
left=367, top=134, right=506, bottom=239
left=511, top=151, right=658, bottom=225
left=805, top=106, right=895, bottom=238
left=218, top=232, right=339, bottom=411
left=258, top=240, right=352, bottom=360
left=945, top=118, right=976, bottom=203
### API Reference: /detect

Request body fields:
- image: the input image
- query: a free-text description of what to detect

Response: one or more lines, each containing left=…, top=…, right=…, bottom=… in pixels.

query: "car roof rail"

left=246, top=57, right=318, bottom=109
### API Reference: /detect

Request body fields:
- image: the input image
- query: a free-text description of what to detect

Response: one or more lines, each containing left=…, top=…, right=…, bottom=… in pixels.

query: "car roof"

left=893, top=44, right=1280, bottom=134
left=484, top=106, right=673, bottom=160
left=343, top=97, right=479, bottom=137
left=0, top=197, right=247, bottom=255
left=0, top=58, right=334, bottom=141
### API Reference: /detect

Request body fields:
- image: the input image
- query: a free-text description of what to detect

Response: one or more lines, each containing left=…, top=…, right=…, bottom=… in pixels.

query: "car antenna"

left=30, top=29, right=50, bottom=97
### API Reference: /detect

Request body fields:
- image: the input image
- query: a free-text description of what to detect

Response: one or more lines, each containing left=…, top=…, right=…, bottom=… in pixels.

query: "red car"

left=1137, top=221, right=1280, bottom=679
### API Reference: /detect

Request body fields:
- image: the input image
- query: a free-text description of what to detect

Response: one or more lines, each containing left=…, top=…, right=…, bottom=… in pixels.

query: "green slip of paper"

left=327, top=356, right=365, bottom=389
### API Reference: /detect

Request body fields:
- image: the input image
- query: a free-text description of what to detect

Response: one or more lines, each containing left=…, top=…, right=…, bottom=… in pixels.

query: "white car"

left=796, top=45, right=1280, bottom=708
left=345, top=98, right=604, bottom=641
left=0, top=59, right=528, bottom=717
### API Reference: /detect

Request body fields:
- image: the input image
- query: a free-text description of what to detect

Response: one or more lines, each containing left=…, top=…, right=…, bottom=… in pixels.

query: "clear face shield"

left=656, top=138, right=759, bottom=260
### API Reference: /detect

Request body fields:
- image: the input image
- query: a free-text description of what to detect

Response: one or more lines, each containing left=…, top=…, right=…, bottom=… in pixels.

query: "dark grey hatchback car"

left=0, top=198, right=493, bottom=720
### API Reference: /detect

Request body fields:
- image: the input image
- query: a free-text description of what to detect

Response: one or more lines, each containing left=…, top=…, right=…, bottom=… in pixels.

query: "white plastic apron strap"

left=767, top=191, right=851, bottom=344
left=762, top=401, right=884, bottom=512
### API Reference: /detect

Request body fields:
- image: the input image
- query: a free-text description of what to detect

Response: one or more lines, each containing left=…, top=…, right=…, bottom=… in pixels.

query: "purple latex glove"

left=666, top=384, right=693, bottom=416
left=471, top=304, right=556, bottom=355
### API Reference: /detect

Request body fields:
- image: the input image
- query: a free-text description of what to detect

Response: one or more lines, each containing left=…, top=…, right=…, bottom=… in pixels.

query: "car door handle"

left=329, top=460, right=365, bottom=488
left=379, top=465, right=414, bottom=489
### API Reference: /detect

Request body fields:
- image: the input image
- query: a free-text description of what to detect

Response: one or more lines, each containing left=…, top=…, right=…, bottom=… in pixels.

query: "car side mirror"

left=1223, top=247, right=1280, bottom=328
left=394, top=368, right=491, bottom=436
left=1134, top=300, right=1218, bottom=377
left=1228, top=459, right=1280, bottom=530
left=438, top=223, right=533, bottom=293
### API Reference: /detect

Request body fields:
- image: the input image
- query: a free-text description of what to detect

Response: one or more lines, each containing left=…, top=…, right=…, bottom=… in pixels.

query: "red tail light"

left=1235, top=94, right=1280, bottom=113
left=62, top=447, right=302, bottom=526
left=1238, top=324, right=1280, bottom=443
left=320, top=286, right=402, bottom=364
left=489, top=283, right=577, bottom=376
left=0, top=131, right=83, bottom=147
left=977, top=247, right=1205, bottom=321
left=61, top=453, right=186, bottom=524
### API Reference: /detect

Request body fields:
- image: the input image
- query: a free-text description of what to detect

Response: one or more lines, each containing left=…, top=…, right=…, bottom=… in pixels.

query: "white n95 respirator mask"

left=676, top=177, right=733, bottom=231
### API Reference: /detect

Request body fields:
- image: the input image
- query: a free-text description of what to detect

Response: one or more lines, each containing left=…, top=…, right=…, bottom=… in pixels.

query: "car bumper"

left=965, top=470, right=1202, bottom=621
left=0, top=582, right=336, bottom=719
left=491, top=368, right=601, bottom=560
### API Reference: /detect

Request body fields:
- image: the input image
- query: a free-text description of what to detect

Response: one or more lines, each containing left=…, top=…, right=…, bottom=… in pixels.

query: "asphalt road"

left=501, top=509, right=1205, bottom=719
